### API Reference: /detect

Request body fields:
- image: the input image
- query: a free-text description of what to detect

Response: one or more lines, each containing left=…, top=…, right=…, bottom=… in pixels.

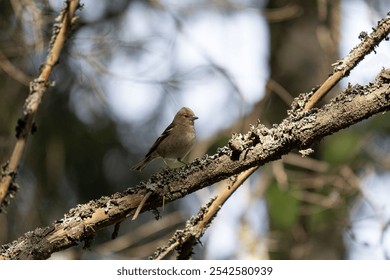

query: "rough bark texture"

left=1, top=68, right=390, bottom=260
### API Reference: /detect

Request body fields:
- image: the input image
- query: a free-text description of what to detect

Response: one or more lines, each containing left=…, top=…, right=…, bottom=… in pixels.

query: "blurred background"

left=1, top=0, right=390, bottom=259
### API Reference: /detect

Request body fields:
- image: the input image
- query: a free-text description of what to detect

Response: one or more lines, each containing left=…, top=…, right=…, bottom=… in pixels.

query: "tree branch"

left=1, top=68, right=390, bottom=259
left=304, top=14, right=390, bottom=109
left=0, top=0, right=81, bottom=211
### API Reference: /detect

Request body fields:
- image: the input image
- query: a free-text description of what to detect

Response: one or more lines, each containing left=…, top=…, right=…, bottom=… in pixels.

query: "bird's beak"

left=192, top=116, right=199, bottom=121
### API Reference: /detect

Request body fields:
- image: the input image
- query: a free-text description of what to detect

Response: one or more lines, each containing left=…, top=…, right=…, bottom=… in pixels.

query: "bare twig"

left=0, top=51, right=32, bottom=86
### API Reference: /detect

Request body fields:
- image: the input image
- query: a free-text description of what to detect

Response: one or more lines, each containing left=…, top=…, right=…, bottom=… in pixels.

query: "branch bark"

left=1, top=68, right=390, bottom=259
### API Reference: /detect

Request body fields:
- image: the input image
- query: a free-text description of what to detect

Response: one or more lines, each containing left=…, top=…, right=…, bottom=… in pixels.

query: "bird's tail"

left=131, top=156, right=153, bottom=171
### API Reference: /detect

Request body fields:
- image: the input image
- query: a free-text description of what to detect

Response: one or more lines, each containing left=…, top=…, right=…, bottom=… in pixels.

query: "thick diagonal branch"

left=1, top=69, right=390, bottom=260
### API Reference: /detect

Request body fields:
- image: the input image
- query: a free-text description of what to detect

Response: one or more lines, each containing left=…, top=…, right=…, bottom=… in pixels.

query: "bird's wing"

left=145, top=122, right=174, bottom=157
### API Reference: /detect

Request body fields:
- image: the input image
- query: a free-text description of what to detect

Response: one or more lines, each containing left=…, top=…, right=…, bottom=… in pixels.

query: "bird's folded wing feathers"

left=145, top=122, right=174, bottom=157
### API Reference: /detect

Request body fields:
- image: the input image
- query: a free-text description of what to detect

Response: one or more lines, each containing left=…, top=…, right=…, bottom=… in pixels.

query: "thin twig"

left=132, top=191, right=152, bottom=221
left=0, top=51, right=32, bottom=85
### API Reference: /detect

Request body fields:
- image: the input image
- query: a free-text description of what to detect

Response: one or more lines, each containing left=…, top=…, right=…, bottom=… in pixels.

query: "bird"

left=131, top=107, right=198, bottom=171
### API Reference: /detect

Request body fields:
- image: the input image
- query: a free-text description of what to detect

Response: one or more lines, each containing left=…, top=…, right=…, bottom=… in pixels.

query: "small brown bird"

left=131, top=107, right=198, bottom=171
